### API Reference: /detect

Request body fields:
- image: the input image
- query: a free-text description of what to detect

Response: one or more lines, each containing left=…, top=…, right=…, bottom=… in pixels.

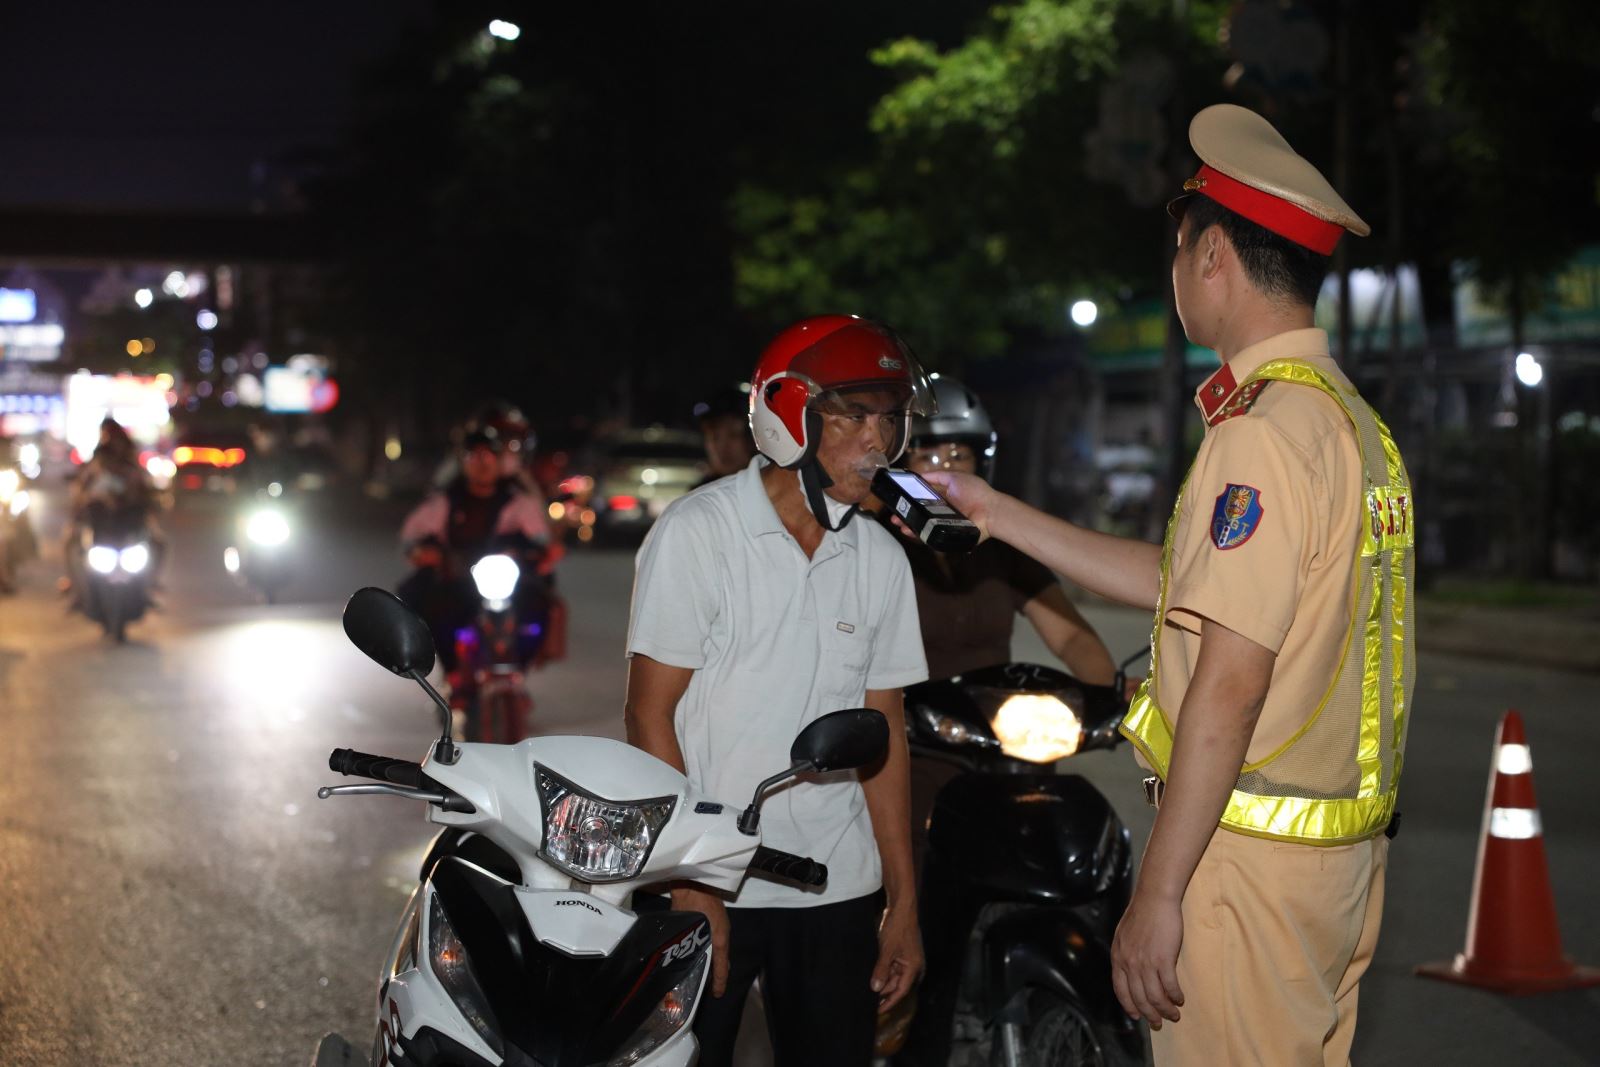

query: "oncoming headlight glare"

left=246, top=509, right=291, bottom=546
left=471, top=553, right=520, bottom=604
left=87, top=545, right=119, bottom=575
left=535, top=766, right=674, bottom=883
left=992, top=693, right=1083, bottom=763
left=119, top=543, right=151, bottom=574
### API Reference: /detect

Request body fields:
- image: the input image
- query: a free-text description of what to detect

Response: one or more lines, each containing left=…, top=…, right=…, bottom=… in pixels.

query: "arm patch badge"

left=1210, top=483, right=1264, bottom=550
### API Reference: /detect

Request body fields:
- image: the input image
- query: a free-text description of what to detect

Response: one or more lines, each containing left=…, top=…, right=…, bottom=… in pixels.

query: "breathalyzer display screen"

left=887, top=470, right=942, bottom=502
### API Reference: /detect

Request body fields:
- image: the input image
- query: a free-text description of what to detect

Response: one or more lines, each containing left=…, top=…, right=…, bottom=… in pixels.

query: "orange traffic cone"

left=1416, top=709, right=1600, bottom=994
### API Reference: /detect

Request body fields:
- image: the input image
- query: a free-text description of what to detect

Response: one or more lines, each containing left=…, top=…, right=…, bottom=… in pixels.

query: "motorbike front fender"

left=981, top=906, right=1124, bottom=1025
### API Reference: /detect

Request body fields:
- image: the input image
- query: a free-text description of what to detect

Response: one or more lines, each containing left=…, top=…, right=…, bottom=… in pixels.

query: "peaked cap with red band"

left=1168, top=104, right=1369, bottom=255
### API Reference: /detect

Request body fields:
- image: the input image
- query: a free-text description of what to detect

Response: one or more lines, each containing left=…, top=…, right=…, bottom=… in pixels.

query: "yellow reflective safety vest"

left=1121, top=358, right=1416, bottom=845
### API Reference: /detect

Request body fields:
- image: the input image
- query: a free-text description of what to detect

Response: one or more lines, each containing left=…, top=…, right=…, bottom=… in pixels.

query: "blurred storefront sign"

left=0, top=288, right=38, bottom=323
left=65, top=373, right=173, bottom=456
left=0, top=322, right=65, bottom=361
left=263, top=364, right=339, bottom=414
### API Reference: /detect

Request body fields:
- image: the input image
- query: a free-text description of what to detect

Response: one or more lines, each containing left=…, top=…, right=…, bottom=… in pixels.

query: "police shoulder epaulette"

left=1210, top=380, right=1271, bottom=425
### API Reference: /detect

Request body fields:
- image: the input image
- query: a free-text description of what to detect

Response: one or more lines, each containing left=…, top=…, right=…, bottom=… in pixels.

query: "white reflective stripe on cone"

left=1496, top=743, right=1534, bottom=775
left=1489, top=807, right=1542, bottom=840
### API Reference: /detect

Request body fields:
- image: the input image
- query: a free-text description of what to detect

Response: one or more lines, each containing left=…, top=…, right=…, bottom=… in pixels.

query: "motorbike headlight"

left=470, top=553, right=520, bottom=605
left=917, top=706, right=998, bottom=750
left=991, top=693, right=1083, bottom=763
left=87, top=545, right=119, bottom=575
left=119, top=543, right=151, bottom=574
left=8, top=489, right=28, bottom=517
left=535, top=766, right=675, bottom=884
left=0, top=468, right=17, bottom=501
left=427, top=895, right=504, bottom=1058
left=607, top=943, right=710, bottom=1065
left=246, top=509, right=290, bottom=546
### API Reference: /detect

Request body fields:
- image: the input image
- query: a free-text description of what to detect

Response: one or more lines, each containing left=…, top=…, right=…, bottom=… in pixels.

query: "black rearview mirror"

left=343, top=587, right=437, bottom=677
left=790, top=708, right=889, bottom=773
left=736, top=708, right=892, bottom=835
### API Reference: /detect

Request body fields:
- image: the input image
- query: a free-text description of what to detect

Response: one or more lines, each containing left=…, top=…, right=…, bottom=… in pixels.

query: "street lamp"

left=1070, top=299, right=1098, bottom=328
left=488, top=19, right=521, bottom=41
left=134, top=288, right=154, bottom=309
left=1515, top=351, right=1543, bottom=388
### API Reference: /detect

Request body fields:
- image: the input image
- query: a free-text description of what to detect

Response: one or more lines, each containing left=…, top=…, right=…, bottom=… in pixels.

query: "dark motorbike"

left=78, top=507, right=154, bottom=642
left=892, top=655, right=1148, bottom=1067
left=440, top=538, right=565, bottom=744
left=224, top=491, right=295, bottom=603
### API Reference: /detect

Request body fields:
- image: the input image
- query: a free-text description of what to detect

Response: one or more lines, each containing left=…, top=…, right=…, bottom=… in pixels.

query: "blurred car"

left=166, top=430, right=252, bottom=494
left=587, top=428, right=707, bottom=541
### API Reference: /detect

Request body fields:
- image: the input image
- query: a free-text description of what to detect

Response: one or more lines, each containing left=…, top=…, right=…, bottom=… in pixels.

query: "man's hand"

left=917, top=471, right=999, bottom=541
left=672, top=886, right=732, bottom=996
left=1111, top=887, right=1186, bottom=1028
left=872, top=903, right=923, bottom=1012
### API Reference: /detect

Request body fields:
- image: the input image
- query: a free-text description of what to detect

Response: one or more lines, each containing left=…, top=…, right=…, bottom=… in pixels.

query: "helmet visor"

left=786, top=322, right=937, bottom=418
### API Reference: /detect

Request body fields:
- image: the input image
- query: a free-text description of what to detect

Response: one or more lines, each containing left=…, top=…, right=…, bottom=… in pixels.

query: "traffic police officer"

left=921, top=103, right=1415, bottom=1066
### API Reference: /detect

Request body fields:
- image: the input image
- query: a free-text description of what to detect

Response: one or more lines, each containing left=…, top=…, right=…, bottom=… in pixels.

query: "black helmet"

left=469, top=400, right=535, bottom=455
left=908, top=375, right=998, bottom=481
left=692, top=385, right=751, bottom=425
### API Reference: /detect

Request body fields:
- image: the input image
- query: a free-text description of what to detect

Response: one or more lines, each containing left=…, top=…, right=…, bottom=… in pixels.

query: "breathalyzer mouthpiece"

left=855, top=450, right=890, bottom=480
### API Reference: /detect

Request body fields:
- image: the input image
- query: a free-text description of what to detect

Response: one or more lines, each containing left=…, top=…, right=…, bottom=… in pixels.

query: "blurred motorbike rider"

left=899, top=375, right=1116, bottom=686
left=398, top=425, right=552, bottom=670
left=63, top=419, right=165, bottom=596
left=625, top=315, right=931, bottom=1066
left=691, top=385, right=757, bottom=489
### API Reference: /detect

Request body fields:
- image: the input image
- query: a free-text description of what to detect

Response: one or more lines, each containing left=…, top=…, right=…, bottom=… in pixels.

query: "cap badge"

left=1211, top=383, right=1225, bottom=397
left=1183, top=176, right=1207, bottom=191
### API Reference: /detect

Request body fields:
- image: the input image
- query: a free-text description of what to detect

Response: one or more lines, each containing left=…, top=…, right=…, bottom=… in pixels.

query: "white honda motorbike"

left=312, top=587, right=888, bottom=1067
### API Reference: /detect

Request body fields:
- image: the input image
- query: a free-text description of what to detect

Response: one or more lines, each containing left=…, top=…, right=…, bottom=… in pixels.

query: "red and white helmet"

left=749, top=315, right=937, bottom=469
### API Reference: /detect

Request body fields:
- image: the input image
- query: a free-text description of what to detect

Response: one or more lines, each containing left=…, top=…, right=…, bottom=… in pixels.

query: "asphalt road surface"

left=1, top=486, right=1595, bottom=1066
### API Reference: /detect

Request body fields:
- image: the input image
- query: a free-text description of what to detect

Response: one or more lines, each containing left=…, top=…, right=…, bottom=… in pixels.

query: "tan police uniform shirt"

left=1155, top=328, right=1364, bottom=767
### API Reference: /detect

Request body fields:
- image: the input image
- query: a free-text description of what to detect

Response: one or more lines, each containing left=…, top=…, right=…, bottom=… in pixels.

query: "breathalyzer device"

left=872, top=468, right=981, bottom=552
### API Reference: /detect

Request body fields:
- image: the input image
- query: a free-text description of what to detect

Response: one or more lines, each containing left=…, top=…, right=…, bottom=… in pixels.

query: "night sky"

left=0, top=0, right=433, bottom=211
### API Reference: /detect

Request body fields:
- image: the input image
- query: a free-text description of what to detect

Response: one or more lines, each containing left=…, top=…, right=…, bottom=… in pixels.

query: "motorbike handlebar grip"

left=750, top=845, right=828, bottom=888
left=327, top=748, right=427, bottom=789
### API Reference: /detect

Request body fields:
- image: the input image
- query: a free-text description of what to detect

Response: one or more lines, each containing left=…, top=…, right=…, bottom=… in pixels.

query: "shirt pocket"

left=822, top=621, right=876, bottom=703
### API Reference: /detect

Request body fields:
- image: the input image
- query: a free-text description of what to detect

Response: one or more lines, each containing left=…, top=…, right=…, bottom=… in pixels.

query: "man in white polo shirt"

left=625, top=315, right=932, bottom=1067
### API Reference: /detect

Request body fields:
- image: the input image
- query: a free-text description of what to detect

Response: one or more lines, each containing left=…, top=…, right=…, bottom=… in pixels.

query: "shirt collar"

left=735, top=456, right=858, bottom=553
left=1194, top=328, right=1336, bottom=425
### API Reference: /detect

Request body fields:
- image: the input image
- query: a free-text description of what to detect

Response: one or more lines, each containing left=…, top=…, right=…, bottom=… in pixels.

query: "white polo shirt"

left=627, top=457, right=928, bottom=907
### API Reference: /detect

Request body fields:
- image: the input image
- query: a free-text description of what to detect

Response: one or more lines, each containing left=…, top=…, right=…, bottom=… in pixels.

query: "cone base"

left=1416, top=956, right=1600, bottom=996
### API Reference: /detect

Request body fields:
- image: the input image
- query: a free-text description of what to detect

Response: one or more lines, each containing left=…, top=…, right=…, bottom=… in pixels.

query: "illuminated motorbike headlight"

left=427, top=895, right=504, bottom=1058
left=470, top=553, right=520, bottom=606
left=8, top=489, right=27, bottom=517
left=246, top=509, right=290, bottom=547
left=87, top=545, right=119, bottom=575
left=119, top=543, right=151, bottom=574
left=0, top=468, right=17, bottom=502
left=607, top=941, right=710, bottom=1065
left=991, top=693, right=1083, bottom=763
left=535, top=766, right=675, bottom=883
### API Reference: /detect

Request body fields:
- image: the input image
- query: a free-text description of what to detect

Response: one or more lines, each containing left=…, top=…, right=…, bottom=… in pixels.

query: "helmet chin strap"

left=799, top=462, right=857, bottom=532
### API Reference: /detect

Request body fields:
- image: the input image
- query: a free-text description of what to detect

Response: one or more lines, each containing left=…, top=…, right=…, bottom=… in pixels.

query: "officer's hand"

left=671, top=886, right=732, bottom=996
left=1111, top=888, right=1185, bottom=1029
left=872, top=903, right=924, bottom=1013
left=917, top=471, right=998, bottom=541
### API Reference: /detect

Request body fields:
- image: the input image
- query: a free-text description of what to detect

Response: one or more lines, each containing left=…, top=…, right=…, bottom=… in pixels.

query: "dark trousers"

left=693, top=889, right=884, bottom=1067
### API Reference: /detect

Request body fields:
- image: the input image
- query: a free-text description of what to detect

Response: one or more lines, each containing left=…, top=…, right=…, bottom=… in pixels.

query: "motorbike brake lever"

left=316, top=783, right=476, bottom=813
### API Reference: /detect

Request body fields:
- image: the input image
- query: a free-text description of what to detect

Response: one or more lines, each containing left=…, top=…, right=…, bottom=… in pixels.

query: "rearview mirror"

left=790, top=708, right=889, bottom=773
left=343, top=587, right=436, bottom=677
